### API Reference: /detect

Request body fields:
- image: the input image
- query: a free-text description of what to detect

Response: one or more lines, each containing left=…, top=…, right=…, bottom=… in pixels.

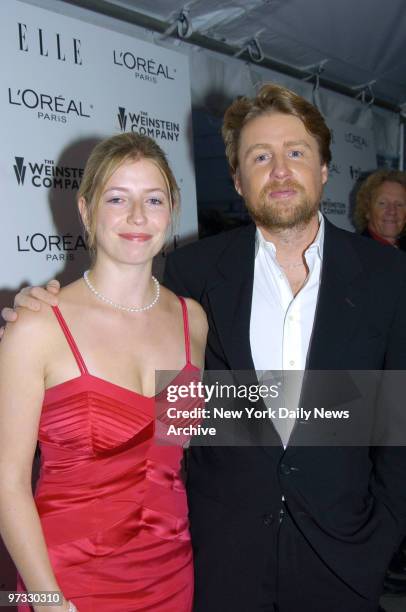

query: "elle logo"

left=17, top=23, right=83, bottom=65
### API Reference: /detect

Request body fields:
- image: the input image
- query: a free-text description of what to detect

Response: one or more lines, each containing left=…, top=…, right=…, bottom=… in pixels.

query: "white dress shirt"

left=250, top=214, right=324, bottom=445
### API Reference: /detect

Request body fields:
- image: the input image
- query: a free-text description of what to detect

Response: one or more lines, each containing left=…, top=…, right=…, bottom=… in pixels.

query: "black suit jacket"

left=362, top=227, right=406, bottom=252
left=164, top=218, right=406, bottom=610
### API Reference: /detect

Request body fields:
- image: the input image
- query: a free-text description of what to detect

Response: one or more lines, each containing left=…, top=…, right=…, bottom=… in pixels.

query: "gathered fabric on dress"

left=17, top=297, right=198, bottom=611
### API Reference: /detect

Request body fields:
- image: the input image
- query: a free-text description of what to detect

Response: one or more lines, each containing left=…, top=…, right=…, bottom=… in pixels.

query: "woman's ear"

left=78, top=197, right=89, bottom=231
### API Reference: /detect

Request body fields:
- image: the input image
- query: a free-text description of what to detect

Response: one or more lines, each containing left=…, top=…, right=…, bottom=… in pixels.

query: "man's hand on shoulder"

left=0, top=279, right=60, bottom=339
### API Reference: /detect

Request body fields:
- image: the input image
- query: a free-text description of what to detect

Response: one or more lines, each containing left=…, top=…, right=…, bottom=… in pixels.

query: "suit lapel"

left=205, top=224, right=283, bottom=450
left=306, top=219, right=365, bottom=370
left=287, top=220, right=367, bottom=456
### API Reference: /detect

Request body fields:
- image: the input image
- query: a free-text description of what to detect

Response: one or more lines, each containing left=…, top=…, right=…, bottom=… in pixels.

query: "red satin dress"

left=18, top=297, right=197, bottom=611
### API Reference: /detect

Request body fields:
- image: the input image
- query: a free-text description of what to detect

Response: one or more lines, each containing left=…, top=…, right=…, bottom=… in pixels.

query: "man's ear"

left=78, top=197, right=89, bottom=231
left=234, top=169, right=242, bottom=196
left=321, top=163, right=328, bottom=185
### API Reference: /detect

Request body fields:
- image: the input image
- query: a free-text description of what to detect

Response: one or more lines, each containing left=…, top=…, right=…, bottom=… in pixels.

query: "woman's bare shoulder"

left=3, top=303, right=55, bottom=337
left=0, top=304, right=56, bottom=372
left=183, top=298, right=208, bottom=337
left=2, top=278, right=83, bottom=344
left=160, top=287, right=208, bottom=337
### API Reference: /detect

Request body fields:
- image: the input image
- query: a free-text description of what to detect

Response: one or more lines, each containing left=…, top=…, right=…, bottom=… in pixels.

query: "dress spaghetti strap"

left=177, top=296, right=192, bottom=365
left=51, top=306, right=89, bottom=375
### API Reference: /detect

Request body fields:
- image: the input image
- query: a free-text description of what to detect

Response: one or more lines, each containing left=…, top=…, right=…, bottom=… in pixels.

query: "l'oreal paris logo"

left=17, top=233, right=86, bottom=253
left=8, top=87, right=92, bottom=123
left=344, top=132, right=369, bottom=150
left=16, top=233, right=87, bottom=263
left=113, top=49, right=176, bottom=83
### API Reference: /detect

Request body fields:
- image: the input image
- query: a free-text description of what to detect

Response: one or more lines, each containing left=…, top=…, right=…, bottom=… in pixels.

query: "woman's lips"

left=118, top=233, right=152, bottom=241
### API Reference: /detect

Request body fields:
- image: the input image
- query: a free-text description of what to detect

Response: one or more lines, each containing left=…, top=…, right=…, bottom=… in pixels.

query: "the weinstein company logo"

left=117, top=107, right=180, bottom=142
left=13, top=156, right=83, bottom=189
left=14, top=157, right=26, bottom=185
left=349, top=165, right=364, bottom=181
left=118, top=107, right=127, bottom=131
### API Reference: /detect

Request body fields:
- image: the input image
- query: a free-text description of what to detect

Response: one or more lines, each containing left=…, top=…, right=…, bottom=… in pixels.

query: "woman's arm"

left=0, top=309, right=72, bottom=611
left=184, top=298, right=208, bottom=368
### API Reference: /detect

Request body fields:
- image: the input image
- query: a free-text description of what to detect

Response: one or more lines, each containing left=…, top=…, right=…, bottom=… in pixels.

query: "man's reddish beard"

left=245, top=180, right=320, bottom=230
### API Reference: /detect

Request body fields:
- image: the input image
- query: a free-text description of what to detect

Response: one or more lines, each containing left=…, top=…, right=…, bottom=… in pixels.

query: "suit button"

left=263, top=514, right=274, bottom=526
left=280, top=463, right=291, bottom=475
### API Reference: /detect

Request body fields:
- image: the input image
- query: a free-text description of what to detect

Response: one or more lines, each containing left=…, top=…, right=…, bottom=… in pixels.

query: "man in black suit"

left=3, top=84, right=406, bottom=612
left=163, top=84, right=406, bottom=612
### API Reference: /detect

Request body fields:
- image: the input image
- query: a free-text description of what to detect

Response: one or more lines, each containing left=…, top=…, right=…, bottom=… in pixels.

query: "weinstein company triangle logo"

left=117, top=107, right=127, bottom=131
left=13, top=156, right=27, bottom=185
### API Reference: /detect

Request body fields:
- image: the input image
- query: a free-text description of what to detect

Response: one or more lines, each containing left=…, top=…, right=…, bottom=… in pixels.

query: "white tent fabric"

left=185, top=45, right=400, bottom=161
left=25, top=0, right=404, bottom=162
left=111, top=0, right=406, bottom=110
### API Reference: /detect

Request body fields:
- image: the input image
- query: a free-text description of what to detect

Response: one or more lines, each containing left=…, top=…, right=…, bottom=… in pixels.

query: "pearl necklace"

left=83, top=270, right=160, bottom=312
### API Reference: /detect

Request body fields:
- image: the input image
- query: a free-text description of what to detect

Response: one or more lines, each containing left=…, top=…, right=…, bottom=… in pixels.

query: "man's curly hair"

left=222, top=82, right=332, bottom=175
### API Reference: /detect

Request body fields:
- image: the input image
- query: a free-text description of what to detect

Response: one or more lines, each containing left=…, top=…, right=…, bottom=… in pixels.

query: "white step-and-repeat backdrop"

left=0, top=0, right=197, bottom=295
left=0, top=0, right=197, bottom=594
left=322, top=119, right=377, bottom=232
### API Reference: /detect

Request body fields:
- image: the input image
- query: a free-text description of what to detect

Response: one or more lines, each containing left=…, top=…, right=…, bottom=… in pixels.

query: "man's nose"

left=270, top=154, right=291, bottom=179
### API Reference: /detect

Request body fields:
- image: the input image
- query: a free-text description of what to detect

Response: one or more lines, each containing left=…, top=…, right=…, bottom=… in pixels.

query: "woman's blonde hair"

left=78, top=132, right=180, bottom=255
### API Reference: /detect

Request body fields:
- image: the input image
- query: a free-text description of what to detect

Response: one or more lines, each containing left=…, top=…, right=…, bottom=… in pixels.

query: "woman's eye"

left=108, top=197, right=123, bottom=204
left=148, top=197, right=163, bottom=206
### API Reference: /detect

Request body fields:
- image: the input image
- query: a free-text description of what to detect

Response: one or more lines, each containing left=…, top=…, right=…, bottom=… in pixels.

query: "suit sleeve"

left=163, top=246, right=208, bottom=303
left=163, top=251, right=194, bottom=297
left=371, top=266, right=406, bottom=537
left=383, top=264, right=406, bottom=369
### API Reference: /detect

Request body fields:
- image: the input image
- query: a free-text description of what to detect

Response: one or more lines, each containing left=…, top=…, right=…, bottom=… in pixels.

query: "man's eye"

left=254, top=153, right=269, bottom=162
left=289, top=150, right=303, bottom=158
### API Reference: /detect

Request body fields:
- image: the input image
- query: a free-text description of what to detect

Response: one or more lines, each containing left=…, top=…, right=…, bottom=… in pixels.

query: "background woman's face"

left=367, top=181, right=406, bottom=240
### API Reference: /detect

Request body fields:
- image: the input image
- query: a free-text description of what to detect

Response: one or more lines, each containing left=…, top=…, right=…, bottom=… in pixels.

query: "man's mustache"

left=260, top=180, right=304, bottom=194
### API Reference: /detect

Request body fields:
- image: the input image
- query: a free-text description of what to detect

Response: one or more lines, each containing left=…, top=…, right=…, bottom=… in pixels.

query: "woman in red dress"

left=0, top=133, right=207, bottom=611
